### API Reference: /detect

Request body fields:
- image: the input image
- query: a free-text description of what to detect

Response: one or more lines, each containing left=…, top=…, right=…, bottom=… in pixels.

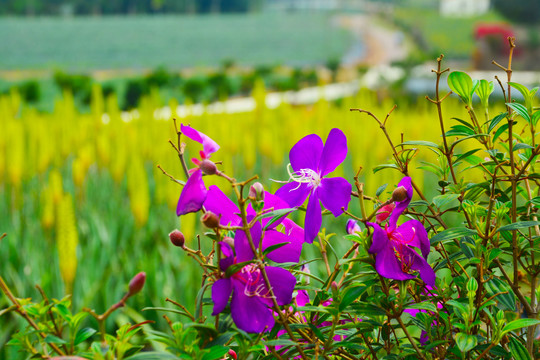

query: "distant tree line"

left=0, top=0, right=264, bottom=15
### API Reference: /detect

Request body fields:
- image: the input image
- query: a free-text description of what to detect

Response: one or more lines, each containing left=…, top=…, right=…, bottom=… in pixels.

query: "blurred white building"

left=440, top=0, right=490, bottom=17
left=266, top=0, right=340, bottom=11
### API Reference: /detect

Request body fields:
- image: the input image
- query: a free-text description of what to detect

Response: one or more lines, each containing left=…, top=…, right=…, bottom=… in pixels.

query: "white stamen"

left=270, top=163, right=322, bottom=191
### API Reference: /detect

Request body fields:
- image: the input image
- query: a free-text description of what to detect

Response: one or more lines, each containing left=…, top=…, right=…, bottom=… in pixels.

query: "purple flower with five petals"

left=367, top=177, right=435, bottom=286
left=275, top=128, right=352, bottom=243
left=211, top=227, right=296, bottom=333
left=176, top=124, right=220, bottom=216
left=204, top=185, right=304, bottom=263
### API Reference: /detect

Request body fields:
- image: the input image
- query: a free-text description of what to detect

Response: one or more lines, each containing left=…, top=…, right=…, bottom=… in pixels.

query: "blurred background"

left=1, top=0, right=539, bottom=357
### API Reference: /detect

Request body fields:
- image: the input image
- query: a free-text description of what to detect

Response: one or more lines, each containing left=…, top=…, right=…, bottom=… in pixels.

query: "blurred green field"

left=0, top=13, right=352, bottom=71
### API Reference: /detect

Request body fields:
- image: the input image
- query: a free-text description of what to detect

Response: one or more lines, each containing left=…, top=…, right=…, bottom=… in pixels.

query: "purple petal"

left=181, top=124, right=220, bottom=157
left=204, top=185, right=241, bottom=226
left=289, top=134, right=323, bottom=173
left=318, top=128, right=348, bottom=176
left=265, top=266, right=296, bottom=306
left=275, top=182, right=310, bottom=208
left=211, top=279, right=232, bottom=316
left=401, top=246, right=436, bottom=286
left=258, top=192, right=292, bottom=229
left=396, top=219, right=430, bottom=259
left=219, top=242, right=234, bottom=271
left=176, top=169, right=207, bottom=216
left=367, top=222, right=389, bottom=254
left=281, top=218, right=304, bottom=242
left=389, top=177, right=413, bottom=229
left=304, top=194, right=322, bottom=243
left=374, top=244, right=416, bottom=281
left=230, top=282, right=275, bottom=333
left=317, top=177, right=352, bottom=217
left=235, top=222, right=262, bottom=263
left=262, top=229, right=302, bottom=263
left=296, top=290, right=310, bottom=307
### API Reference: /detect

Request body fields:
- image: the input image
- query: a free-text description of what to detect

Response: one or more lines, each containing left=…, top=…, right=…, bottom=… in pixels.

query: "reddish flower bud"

left=249, top=182, right=265, bottom=201
left=201, top=211, right=220, bottom=229
left=392, top=186, right=408, bottom=202
left=223, top=236, right=234, bottom=248
left=199, top=159, right=217, bottom=175
left=169, top=229, right=185, bottom=248
left=128, top=272, right=146, bottom=297
left=346, top=219, right=361, bottom=234
left=227, top=349, right=237, bottom=360
left=331, top=281, right=339, bottom=298
left=376, top=203, right=395, bottom=223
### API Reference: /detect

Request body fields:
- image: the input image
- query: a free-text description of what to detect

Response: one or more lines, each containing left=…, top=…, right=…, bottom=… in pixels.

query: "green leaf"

left=224, top=260, right=255, bottom=277
left=454, top=149, right=481, bottom=163
left=74, top=327, right=97, bottom=346
left=54, top=303, right=72, bottom=322
left=507, top=102, right=531, bottom=123
left=432, top=194, right=459, bottom=210
left=262, top=242, right=290, bottom=256
left=446, top=125, right=475, bottom=136
left=508, top=82, right=531, bottom=99
left=484, top=278, right=515, bottom=311
left=475, top=79, right=494, bottom=107
left=430, top=227, right=477, bottom=245
left=497, top=221, right=540, bottom=232
left=493, top=123, right=510, bottom=142
left=399, top=140, right=440, bottom=150
left=448, top=71, right=474, bottom=106
left=528, top=196, right=540, bottom=207
left=376, top=183, right=388, bottom=197
left=508, top=336, right=531, bottom=360
left=262, top=208, right=296, bottom=230
left=264, top=339, right=297, bottom=347
left=373, top=164, right=399, bottom=173
left=455, top=333, right=477, bottom=353
left=44, top=334, right=67, bottom=344
left=532, top=111, right=540, bottom=125
left=126, top=352, right=182, bottom=359
left=502, top=318, right=540, bottom=334
left=339, top=283, right=372, bottom=312
left=405, top=301, right=437, bottom=313
left=201, top=346, right=229, bottom=360
left=487, top=113, right=507, bottom=133
left=513, top=143, right=534, bottom=151
left=409, top=200, right=429, bottom=207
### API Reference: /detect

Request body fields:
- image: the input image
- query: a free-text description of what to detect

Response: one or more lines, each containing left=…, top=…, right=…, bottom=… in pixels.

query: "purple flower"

left=367, top=177, right=435, bottom=286
left=176, top=125, right=220, bottom=216
left=346, top=219, right=361, bottom=235
left=211, top=228, right=296, bottom=333
left=275, top=128, right=352, bottom=243
left=204, top=185, right=304, bottom=263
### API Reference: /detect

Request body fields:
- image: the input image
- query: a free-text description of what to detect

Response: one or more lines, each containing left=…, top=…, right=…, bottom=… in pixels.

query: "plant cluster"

left=2, top=40, right=540, bottom=359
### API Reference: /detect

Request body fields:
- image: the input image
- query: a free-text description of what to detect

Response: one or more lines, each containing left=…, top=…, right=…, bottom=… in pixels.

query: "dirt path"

left=336, top=14, right=409, bottom=66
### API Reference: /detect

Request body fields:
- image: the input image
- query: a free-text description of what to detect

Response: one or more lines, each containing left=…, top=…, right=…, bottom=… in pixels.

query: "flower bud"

left=199, top=159, right=217, bottom=175
left=346, top=219, right=361, bottom=234
left=330, top=281, right=339, bottom=298
left=227, top=349, right=237, bottom=360
left=376, top=203, right=395, bottom=223
left=169, top=229, right=185, bottom=248
left=392, top=186, right=408, bottom=202
left=249, top=182, right=265, bottom=201
left=223, top=236, right=234, bottom=248
left=201, top=211, right=220, bottom=229
left=128, top=272, right=146, bottom=297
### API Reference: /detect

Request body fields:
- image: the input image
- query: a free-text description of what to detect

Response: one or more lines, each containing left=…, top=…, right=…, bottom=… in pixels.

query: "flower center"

left=286, top=163, right=322, bottom=190
left=385, top=225, right=416, bottom=273
left=234, top=264, right=273, bottom=299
